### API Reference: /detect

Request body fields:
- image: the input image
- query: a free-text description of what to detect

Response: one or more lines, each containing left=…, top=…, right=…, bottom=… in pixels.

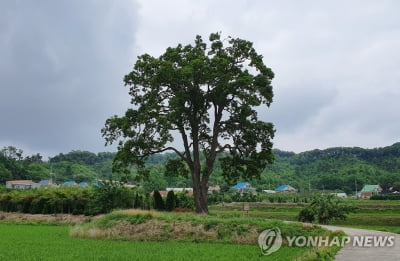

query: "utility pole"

left=50, top=165, right=54, bottom=184
left=355, top=179, right=358, bottom=199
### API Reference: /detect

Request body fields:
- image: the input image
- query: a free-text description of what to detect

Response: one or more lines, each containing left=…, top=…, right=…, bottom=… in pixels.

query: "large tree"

left=102, top=33, right=275, bottom=214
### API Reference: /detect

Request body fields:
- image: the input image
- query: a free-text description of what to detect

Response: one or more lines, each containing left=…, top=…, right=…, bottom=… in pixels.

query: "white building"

left=6, top=180, right=40, bottom=189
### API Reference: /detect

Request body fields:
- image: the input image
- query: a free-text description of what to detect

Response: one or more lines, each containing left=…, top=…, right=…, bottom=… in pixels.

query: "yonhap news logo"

left=258, top=227, right=283, bottom=256
left=258, top=227, right=395, bottom=256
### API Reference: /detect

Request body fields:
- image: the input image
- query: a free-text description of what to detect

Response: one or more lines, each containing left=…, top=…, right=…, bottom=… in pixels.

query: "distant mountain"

left=257, top=143, right=400, bottom=193
left=2, top=143, right=400, bottom=194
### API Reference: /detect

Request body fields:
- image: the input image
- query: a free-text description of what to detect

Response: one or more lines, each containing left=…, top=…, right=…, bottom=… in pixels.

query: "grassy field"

left=4, top=198, right=389, bottom=261
left=0, top=224, right=310, bottom=261
left=209, top=199, right=400, bottom=233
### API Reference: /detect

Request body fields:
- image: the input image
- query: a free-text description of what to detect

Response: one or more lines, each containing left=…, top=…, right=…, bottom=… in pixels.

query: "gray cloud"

left=265, top=85, right=338, bottom=133
left=135, top=0, right=400, bottom=152
left=0, top=0, right=138, bottom=157
left=1, top=0, right=399, bottom=156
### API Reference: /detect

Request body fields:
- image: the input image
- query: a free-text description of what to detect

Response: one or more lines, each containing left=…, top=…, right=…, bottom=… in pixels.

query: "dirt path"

left=320, top=225, right=400, bottom=261
left=0, top=211, right=100, bottom=224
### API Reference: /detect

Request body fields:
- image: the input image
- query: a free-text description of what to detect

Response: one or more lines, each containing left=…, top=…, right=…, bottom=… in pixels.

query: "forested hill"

left=267, top=143, right=400, bottom=193
left=1, top=143, right=400, bottom=194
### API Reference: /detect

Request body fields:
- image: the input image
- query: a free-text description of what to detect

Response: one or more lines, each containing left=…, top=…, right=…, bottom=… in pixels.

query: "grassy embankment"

left=0, top=210, right=343, bottom=261
left=210, top=199, right=400, bottom=233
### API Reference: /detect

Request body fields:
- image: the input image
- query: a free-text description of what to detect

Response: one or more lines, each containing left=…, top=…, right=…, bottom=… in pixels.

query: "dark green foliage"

left=153, top=190, right=165, bottom=211
left=175, top=192, right=195, bottom=210
left=0, top=187, right=97, bottom=215
left=231, top=192, right=259, bottom=202
left=370, top=194, right=400, bottom=200
left=102, top=33, right=275, bottom=214
left=297, top=196, right=357, bottom=225
left=207, top=192, right=226, bottom=204
left=251, top=144, right=400, bottom=193
left=208, top=192, right=312, bottom=204
left=298, top=207, right=315, bottom=223
left=141, top=169, right=168, bottom=193
left=94, top=181, right=135, bottom=213
left=0, top=163, right=12, bottom=184
left=164, top=159, right=189, bottom=178
left=165, top=190, right=176, bottom=211
left=49, top=151, right=99, bottom=165
left=133, top=192, right=141, bottom=208
left=1, top=142, right=400, bottom=204
left=95, top=212, right=153, bottom=228
left=0, top=185, right=143, bottom=216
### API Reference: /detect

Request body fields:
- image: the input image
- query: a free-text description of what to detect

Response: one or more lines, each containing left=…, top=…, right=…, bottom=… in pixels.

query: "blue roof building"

left=231, top=182, right=256, bottom=194
left=275, top=184, right=297, bottom=193
left=78, top=182, right=88, bottom=187
left=63, top=181, right=77, bottom=186
left=38, top=180, right=56, bottom=187
left=232, top=182, right=250, bottom=189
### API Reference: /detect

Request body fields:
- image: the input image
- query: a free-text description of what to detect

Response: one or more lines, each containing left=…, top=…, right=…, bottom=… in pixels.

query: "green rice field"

left=0, top=224, right=308, bottom=261
left=210, top=200, right=400, bottom=233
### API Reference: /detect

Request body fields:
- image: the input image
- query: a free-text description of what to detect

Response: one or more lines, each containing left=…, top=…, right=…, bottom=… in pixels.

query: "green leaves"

left=102, top=33, right=275, bottom=212
left=165, top=158, right=189, bottom=178
left=298, top=196, right=357, bottom=225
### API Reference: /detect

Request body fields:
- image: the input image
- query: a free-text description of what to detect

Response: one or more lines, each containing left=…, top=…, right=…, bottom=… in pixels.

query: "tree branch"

left=148, top=147, right=187, bottom=161
left=178, top=126, right=193, bottom=167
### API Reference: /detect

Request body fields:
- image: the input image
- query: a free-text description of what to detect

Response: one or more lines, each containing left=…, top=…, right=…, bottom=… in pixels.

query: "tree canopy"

left=103, top=33, right=275, bottom=213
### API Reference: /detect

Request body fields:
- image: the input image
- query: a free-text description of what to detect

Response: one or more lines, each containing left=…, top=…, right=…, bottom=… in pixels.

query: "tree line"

left=0, top=183, right=195, bottom=215
left=1, top=144, right=400, bottom=194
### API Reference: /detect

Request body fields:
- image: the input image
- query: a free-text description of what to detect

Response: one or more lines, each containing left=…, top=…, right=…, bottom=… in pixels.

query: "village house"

left=62, top=180, right=77, bottom=186
left=231, top=182, right=256, bottom=194
left=38, top=179, right=57, bottom=188
left=208, top=185, right=221, bottom=194
left=275, top=184, right=297, bottom=193
left=6, top=180, right=40, bottom=189
left=166, top=188, right=194, bottom=196
left=360, top=184, right=382, bottom=198
left=150, top=188, right=194, bottom=197
left=332, top=192, right=347, bottom=198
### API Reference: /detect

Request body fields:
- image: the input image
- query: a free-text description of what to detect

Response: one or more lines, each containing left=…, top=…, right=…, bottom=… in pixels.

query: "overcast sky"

left=1, top=0, right=399, bottom=158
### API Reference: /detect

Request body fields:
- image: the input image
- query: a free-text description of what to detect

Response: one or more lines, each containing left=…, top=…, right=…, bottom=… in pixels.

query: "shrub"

left=153, top=190, right=165, bottom=211
left=297, top=195, right=356, bottom=224
left=165, top=191, right=176, bottom=211
left=223, top=194, right=232, bottom=203
left=370, top=194, right=400, bottom=200
left=0, top=186, right=143, bottom=216
left=298, top=207, right=315, bottom=223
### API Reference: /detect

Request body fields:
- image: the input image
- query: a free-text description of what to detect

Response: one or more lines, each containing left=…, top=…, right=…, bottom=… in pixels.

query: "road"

left=320, top=225, right=400, bottom=261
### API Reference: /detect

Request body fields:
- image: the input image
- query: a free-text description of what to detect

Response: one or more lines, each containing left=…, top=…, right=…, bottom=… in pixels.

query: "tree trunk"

left=193, top=181, right=209, bottom=214
left=191, top=162, right=209, bottom=214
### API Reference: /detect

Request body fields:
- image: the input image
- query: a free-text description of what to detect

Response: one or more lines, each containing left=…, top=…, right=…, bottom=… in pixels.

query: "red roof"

left=7, top=180, right=34, bottom=183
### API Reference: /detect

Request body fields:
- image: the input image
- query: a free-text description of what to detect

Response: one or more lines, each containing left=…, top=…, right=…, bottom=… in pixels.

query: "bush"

left=298, top=207, right=315, bottom=223
left=165, top=191, right=176, bottom=211
left=370, top=194, right=400, bottom=200
left=153, top=190, right=165, bottom=211
left=94, top=181, right=135, bottom=213
left=297, top=195, right=356, bottom=224
left=175, top=191, right=194, bottom=209
left=0, top=185, right=144, bottom=215
left=223, top=194, right=232, bottom=203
